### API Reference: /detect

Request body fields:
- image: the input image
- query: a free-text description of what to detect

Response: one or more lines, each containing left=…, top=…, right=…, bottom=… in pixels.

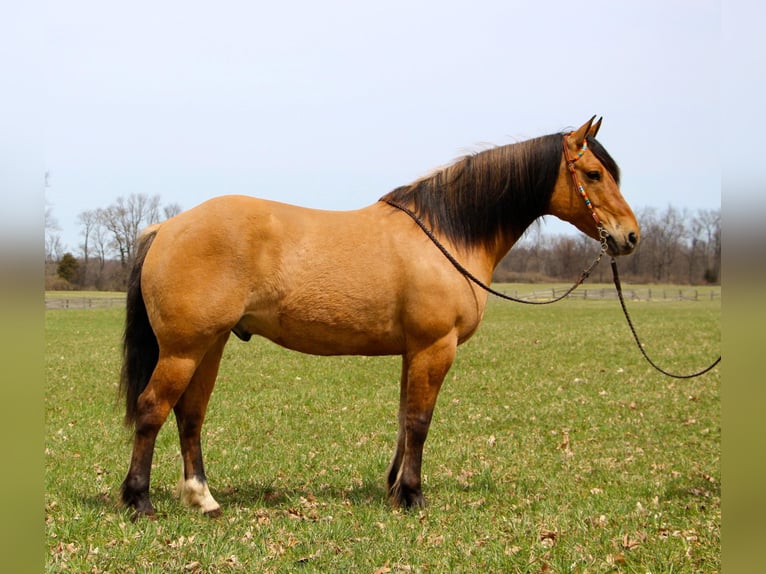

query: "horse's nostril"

left=628, top=231, right=638, bottom=247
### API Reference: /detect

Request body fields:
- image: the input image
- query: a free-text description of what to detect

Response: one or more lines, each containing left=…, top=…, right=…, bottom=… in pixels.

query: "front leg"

left=389, top=411, right=433, bottom=508
left=386, top=358, right=409, bottom=498
left=388, top=335, right=457, bottom=508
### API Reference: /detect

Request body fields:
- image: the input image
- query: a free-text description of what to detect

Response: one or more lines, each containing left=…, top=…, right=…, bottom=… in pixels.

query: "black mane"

left=380, top=132, right=619, bottom=249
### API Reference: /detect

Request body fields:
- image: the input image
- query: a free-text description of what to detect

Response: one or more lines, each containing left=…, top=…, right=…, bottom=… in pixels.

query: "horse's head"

left=547, top=117, right=639, bottom=256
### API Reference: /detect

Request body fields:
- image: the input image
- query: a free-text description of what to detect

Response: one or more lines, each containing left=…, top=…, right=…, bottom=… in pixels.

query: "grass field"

left=45, top=285, right=720, bottom=573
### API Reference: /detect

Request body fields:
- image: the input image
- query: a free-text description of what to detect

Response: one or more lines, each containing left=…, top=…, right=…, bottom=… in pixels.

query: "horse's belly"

left=238, top=300, right=405, bottom=356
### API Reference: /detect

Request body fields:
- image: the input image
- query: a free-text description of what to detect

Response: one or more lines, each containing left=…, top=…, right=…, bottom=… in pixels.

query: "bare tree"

left=77, top=209, right=99, bottom=286
left=695, top=208, right=721, bottom=283
left=73, top=194, right=180, bottom=288
left=684, top=214, right=703, bottom=284
left=99, top=193, right=162, bottom=268
left=90, top=216, right=110, bottom=288
left=45, top=202, right=62, bottom=263
left=99, top=204, right=129, bottom=268
left=548, top=236, right=581, bottom=278
left=163, top=202, right=183, bottom=220
left=636, top=206, right=685, bottom=282
left=522, top=224, right=548, bottom=275
left=494, top=205, right=719, bottom=284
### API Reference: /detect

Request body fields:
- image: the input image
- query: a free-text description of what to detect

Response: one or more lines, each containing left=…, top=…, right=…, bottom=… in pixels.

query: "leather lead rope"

left=610, top=257, right=721, bottom=378
left=382, top=198, right=606, bottom=305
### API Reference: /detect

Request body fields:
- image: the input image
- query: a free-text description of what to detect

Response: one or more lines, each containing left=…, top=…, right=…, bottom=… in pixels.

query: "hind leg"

left=175, top=333, right=229, bottom=516
left=120, top=352, right=201, bottom=519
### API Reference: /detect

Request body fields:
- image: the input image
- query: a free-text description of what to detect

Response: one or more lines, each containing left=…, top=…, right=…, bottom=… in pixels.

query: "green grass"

left=45, top=287, right=720, bottom=573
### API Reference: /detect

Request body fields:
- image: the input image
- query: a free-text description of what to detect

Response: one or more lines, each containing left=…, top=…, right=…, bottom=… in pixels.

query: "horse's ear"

left=588, top=116, right=603, bottom=139
left=570, top=116, right=597, bottom=148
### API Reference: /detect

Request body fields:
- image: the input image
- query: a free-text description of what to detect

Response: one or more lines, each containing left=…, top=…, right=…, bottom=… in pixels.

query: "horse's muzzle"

left=605, top=230, right=639, bottom=256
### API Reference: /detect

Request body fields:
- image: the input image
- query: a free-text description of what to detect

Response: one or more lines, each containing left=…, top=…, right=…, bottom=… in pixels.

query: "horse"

left=119, top=116, right=639, bottom=518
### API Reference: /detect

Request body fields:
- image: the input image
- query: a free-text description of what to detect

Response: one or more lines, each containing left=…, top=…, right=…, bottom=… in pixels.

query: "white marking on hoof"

left=177, top=476, right=221, bottom=514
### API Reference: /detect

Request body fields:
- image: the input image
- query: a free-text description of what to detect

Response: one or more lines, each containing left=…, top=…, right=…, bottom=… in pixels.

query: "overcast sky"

left=43, top=0, right=721, bottom=252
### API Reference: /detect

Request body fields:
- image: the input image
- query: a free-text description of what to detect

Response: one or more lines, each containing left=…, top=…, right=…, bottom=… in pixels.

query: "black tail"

left=119, top=228, right=160, bottom=427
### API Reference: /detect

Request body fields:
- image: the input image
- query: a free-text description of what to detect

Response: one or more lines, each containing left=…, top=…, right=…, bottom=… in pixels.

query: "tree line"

left=45, top=193, right=181, bottom=290
left=45, top=195, right=720, bottom=290
left=494, top=205, right=720, bottom=285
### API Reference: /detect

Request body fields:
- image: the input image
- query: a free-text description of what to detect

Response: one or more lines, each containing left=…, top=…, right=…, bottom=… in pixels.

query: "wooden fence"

left=501, top=287, right=721, bottom=302
left=45, top=288, right=720, bottom=310
left=45, top=297, right=127, bottom=310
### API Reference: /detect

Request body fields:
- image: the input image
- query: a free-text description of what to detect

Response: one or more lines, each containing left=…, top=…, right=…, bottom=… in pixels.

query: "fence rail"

left=501, top=287, right=721, bottom=302
left=45, top=288, right=720, bottom=310
left=45, top=297, right=127, bottom=310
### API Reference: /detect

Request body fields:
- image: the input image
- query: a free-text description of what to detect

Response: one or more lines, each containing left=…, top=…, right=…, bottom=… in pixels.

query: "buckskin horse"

left=119, top=117, right=639, bottom=518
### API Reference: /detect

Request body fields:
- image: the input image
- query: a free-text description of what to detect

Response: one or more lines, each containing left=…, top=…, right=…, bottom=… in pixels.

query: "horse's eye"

left=586, top=170, right=601, bottom=181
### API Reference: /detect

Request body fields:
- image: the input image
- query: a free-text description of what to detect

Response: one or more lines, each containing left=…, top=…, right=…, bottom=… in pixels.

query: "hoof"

left=121, top=486, right=157, bottom=520
left=402, top=494, right=426, bottom=509
left=178, top=477, right=222, bottom=516
left=129, top=508, right=158, bottom=523
left=388, top=483, right=425, bottom=509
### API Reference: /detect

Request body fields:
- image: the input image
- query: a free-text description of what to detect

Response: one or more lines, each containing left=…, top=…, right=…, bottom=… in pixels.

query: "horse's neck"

left=485, top=228, right=524, bottom=270
left=453, top=229, right=522, bottom=287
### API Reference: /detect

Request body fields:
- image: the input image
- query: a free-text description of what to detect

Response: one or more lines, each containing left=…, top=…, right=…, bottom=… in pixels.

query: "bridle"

left=383, top=132, right=720, bottom=378
left=563, top=133, right=611, bottom=253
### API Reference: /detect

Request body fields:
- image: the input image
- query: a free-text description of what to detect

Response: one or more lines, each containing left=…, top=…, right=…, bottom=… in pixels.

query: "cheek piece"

left=563, top=134, right=609, bottom=250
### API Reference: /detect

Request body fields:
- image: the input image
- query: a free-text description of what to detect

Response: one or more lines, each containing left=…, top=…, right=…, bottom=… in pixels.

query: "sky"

left=41, top=0, right=723, bottom=252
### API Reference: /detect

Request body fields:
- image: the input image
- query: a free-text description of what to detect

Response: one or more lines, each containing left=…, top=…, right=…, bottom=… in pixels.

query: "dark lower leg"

left=173, top=336, right=226, bottom=516
left=174, top=407, right=221, bottom=516
left=389, top=412, right=431, bottom=508
left=121, top=425, right=161, bottom=518
left=176, top=409, right=206, bottom=481
left=387, top=361, right=409, bottom=495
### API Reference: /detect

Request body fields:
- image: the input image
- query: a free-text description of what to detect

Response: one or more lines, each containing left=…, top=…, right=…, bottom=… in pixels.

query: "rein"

left=384, top=133, right=720, bottom=378
left=610, top=258, right=722, bottom=378
left=383, top=197, right=608, bottom=305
